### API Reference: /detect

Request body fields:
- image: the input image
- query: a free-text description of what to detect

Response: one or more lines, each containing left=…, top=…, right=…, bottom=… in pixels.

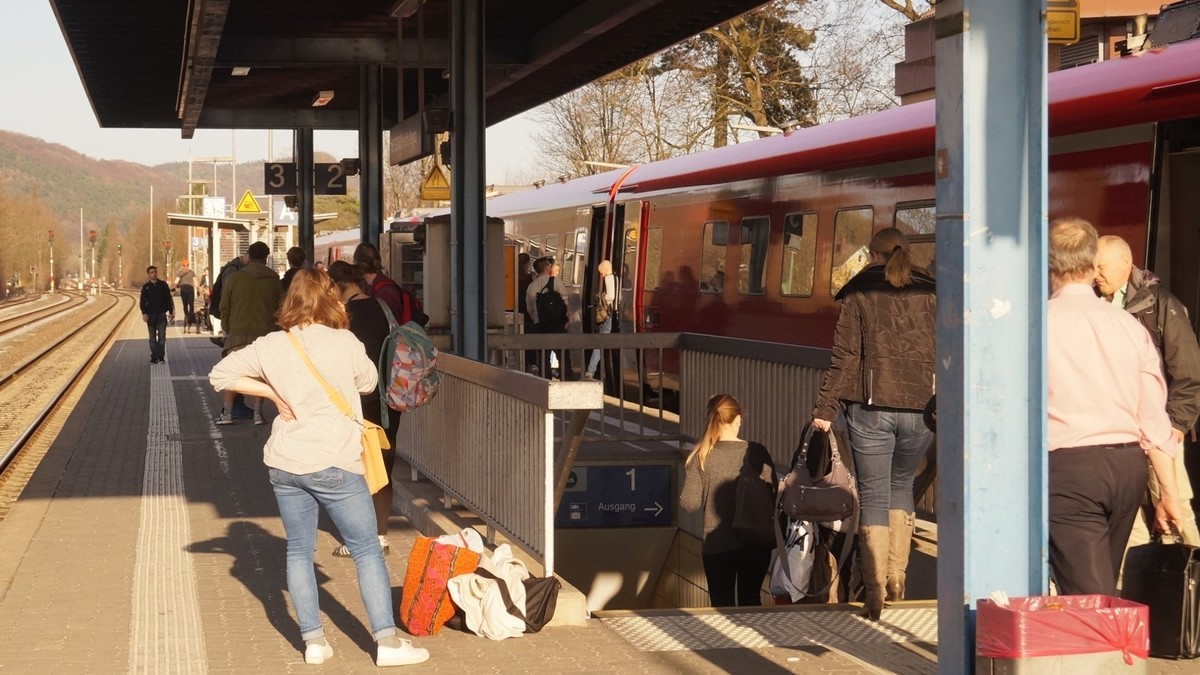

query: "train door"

left=1156, top=119, right=1200, bottom=331
left=582, top=205, right=607, bottom=332
left=1153, top=117, right=1200, bottom=511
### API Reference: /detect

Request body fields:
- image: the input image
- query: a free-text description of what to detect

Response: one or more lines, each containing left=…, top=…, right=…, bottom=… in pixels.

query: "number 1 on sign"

left=626, top=468, right=636, bottom=491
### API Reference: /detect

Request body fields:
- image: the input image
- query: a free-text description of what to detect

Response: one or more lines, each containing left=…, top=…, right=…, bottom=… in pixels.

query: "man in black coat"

left=139, top=265, right=174, bottom=364
left=1096, top=235, right=1200, bottom=548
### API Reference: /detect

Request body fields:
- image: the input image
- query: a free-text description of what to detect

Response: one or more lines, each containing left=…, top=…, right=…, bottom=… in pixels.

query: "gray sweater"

left=680, top=440, right=776, bottom=555
left=209, top=324, right=377, bottom=476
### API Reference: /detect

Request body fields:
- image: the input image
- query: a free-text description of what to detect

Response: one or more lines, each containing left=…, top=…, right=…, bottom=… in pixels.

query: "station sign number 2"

left=263, top=162, right=347, bottom=196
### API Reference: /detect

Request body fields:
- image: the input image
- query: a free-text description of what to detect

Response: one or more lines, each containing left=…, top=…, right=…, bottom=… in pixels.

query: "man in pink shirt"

left=1047, top=217, right=1184, bottom=596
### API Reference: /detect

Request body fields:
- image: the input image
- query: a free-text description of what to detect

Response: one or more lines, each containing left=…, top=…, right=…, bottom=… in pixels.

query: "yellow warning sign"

left=1047, top=0, right=1079, bottom=45
left=420, top=166, right=450, bottom=202
left=236, top=189, right=263, bottom=214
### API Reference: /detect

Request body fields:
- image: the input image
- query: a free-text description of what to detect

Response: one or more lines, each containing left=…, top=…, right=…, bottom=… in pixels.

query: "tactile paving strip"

left=602, top=606, right=937, bottom=652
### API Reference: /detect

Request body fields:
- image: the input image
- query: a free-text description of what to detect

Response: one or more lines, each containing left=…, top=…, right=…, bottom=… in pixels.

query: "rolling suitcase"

left=1120, top=540, right=1200, bottom=659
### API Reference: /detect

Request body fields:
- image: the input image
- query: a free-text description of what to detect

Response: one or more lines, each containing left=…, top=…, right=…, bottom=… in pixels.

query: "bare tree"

left=662, top=0, right=817, bottom=145
left=877, top=0, right=931, bottom=22
left=801, top=0, right=911, bottom=123
left=532, top=67, right=645, bottom=179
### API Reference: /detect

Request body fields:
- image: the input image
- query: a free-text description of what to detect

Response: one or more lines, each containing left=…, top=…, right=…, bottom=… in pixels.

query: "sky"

left=0, top=2, right=539, bottom=184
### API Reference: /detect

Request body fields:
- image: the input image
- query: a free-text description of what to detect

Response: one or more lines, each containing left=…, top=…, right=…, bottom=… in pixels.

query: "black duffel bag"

left=778, top=422, right=857, bottom=525
left=1121, top=535, right=1200, bottom=659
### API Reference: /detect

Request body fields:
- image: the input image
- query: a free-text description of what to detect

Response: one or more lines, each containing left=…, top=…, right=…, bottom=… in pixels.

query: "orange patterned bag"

left=399, top=536, right=481, bottom=636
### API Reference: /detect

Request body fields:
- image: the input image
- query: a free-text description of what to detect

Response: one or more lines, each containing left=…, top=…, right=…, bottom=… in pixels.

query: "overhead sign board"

left=264, top=162, right=297, bottom=195
left=1047, top=0, right=1080, bottom=45
left=555, top=465, right=672, bottom=528
left=314, top=163, right=348, bottom=195
left=235, top=189, right=263, bottom=214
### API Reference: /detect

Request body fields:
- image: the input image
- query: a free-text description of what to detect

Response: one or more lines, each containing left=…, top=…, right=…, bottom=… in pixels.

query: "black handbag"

left=732, top=444, right=778, bottom=547
left=1120, top=536, right=1200, bottom=659
left=778, top=423, right=857, bottom=524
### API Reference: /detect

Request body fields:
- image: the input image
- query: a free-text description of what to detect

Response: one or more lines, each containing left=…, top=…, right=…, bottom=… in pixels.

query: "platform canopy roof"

left=50, top=0, right=769, bottom=139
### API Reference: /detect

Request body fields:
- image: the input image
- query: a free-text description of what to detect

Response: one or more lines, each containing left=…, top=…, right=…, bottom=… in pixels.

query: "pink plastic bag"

left=976, top=595, right=1149, bottom=665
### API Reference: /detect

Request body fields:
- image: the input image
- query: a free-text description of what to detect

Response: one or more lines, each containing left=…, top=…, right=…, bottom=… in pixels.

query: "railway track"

left=0, top=291, right=137, bottom=520
left=0, top=292, right=84, bottom=338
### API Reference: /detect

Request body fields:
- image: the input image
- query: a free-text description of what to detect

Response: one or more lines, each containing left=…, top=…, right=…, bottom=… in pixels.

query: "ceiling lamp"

left=231, top=67, right=251, bottom=76
left=312, top=90, right=335, bottom=107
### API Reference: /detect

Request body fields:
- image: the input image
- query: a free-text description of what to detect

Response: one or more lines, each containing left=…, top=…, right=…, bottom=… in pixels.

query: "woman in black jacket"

left=811, top=228, right=936, bottom=621
left=680, top=394, right=777, bottom=607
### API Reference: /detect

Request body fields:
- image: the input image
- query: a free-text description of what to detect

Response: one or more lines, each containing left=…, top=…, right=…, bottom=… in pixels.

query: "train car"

left=483, top=38, right=1200, bottom=385
left=312, top=228, right=361, bottom=268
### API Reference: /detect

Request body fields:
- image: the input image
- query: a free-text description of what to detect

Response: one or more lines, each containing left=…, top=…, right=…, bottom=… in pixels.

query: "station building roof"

left=50, top=0, right=770, bottom=139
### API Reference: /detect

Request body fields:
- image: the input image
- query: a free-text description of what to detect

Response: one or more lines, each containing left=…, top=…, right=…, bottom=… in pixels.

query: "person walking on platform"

left=1046, top=217, right=1183, bottom=596
left=216, top=242, right=283, bottom=426
left=208, top=269, right=430, bottom=668
left=328, top=260, right=399, bottom=558
left=281, top=246, right=307, bottom=294
left=354, top=242, right=416, bottom=324
left=525, top=256, right=568, bottom=378
left=140, top=265, right=174, bottom=364
left=811, top=228, right=936, bottom=621
left=175, top=260, right=196, bottom=327
left=586, top=259, right=618, bottom=380
left=680, top=394, right=777, bottom=607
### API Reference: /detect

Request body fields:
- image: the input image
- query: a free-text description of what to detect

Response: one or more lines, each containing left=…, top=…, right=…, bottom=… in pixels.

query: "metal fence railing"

left=395, top=353, right=602, bottom=576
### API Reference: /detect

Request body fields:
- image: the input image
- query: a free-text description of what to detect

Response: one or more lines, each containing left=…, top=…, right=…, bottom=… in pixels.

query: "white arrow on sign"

left=643, top=501, right=663, bottom=517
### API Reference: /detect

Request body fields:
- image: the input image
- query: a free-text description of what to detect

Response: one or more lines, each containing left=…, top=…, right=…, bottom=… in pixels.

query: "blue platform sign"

left=556, top=465, right=672, bottom=528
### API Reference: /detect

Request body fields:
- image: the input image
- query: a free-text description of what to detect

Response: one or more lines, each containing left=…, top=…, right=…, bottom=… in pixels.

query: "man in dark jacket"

left=139, top=265, right=174, bottom=364
left=1096, top=235, right=1200, bottom=547
left=215, top=241, right=283, bottom=425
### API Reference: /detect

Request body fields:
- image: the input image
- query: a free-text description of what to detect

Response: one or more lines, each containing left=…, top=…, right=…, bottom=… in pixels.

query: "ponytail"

left=686, top=394, right=742, bottom=471
left=870, top=228, right=913, bottom=288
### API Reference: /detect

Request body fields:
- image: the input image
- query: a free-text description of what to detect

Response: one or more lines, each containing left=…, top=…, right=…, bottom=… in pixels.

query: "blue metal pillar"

left=449, top=0, right=486, bottom=361
left=296, top=128, right=315, bottom=264
left=359, top=65, right=384, bottom=249
left=934, top=2, right=1048, bottom=672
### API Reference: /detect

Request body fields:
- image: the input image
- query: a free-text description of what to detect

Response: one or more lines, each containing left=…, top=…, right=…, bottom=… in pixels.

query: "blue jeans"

left=146, top=313, right=167, bottom=360
left=268, top=467, right=397, bottom=641
left=587, top=315, right=612, bottom=375
left=845, top=403, right=933, bottom=527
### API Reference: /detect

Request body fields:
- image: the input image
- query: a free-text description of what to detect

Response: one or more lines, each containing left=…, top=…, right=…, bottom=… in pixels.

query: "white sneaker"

left=253, top=410, right=266, bottom=425
left=376, top=640, right=429, bottom=667
left=215, top=410, right=233, bottom=425
left=304, top=641, right=333, bottom=665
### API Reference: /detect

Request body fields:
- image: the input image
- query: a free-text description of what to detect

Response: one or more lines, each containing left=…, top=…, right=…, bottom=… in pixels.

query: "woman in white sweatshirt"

left=209, top=268, right=429, bottom=668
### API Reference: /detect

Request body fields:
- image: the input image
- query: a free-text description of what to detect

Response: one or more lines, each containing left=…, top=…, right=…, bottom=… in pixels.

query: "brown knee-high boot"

left=858, top=525, right=889, bottom=621
left=886, top=510, right=915, bottom=603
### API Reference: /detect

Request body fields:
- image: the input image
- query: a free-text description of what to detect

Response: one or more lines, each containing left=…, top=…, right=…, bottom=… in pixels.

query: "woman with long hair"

left=680, top=394, right=777, bottom=607
left=209, top=269, right=429, bottom=667
left=811, top=227, right=936, bottom=621
left=353, top=242, right=412, bottom=324
left=327, top=260, right=399, bottom=557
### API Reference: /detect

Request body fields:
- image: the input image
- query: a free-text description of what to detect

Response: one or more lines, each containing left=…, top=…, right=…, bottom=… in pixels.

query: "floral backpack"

left=376, top=300, right=441, bottom=425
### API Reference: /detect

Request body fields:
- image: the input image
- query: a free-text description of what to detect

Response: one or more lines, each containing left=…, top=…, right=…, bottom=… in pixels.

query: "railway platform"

left=0, top=307, right=1194, bottom=674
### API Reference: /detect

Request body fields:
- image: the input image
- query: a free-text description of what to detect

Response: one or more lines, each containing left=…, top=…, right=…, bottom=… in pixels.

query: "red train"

left=481, top=38, right=1200, bottom=362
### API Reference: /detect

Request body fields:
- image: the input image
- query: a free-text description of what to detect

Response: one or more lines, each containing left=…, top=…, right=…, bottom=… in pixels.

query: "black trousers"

left=703, top=546, right=772, bottom=607
left=1048, top=443, right=1147, bottom=596
left=180, top=285, right=195, bottom=319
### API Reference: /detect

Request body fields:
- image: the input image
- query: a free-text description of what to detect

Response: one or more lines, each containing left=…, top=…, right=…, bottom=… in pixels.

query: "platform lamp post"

left=117, top=243, right=123, bottom=289
left=48, top=230, right=55, bottom=292
left=88, top=229, right=97, bottom=295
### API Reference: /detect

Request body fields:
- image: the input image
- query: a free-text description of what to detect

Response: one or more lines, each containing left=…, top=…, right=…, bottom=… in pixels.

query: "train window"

left=700, top=221, right=729, bottom=293
left=545, top=234, right=559, bottom=265
left=563, top=232, right=578, bottom=286
left=894, top=204, right=936, bottom=272
left=528, top=236, right=542, bottom=262
left=830, top=207, right=874, bottom=296
left=781, top=212, right=817, bottom=297
left=738, top=217, right=769, bottom=295
left=644, top=227, right=663, bottom=291
left=633, top=225, right=652, bottom=289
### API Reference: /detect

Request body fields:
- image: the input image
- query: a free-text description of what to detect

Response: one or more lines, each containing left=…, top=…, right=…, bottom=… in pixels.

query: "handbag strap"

left=287, top=330, right=356, bottom=423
